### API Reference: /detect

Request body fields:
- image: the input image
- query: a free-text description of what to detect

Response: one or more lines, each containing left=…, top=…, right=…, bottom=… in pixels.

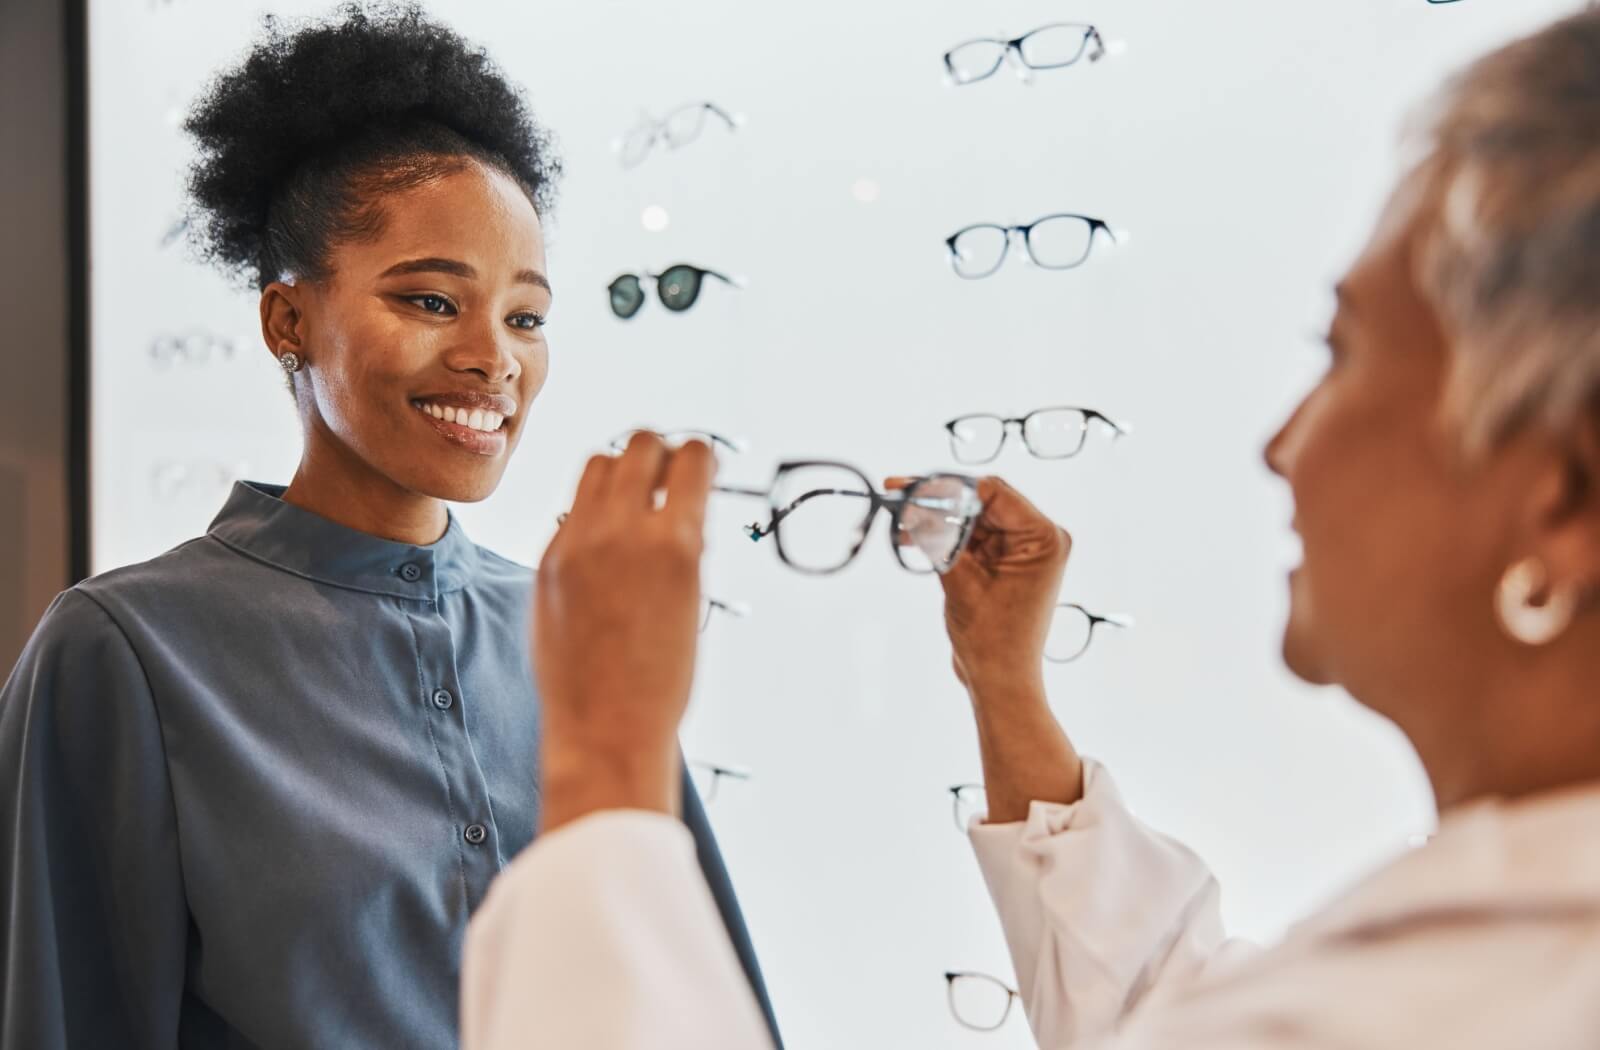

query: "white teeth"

left=416, top=401, right=505, bottom=433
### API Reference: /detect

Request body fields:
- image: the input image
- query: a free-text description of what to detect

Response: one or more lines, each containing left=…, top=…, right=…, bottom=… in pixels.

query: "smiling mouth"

left=411, top=399, right=507, bottom=433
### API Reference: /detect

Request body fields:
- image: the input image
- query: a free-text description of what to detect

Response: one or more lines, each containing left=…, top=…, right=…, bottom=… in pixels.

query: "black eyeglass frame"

left=944, top=406, right=1131, bottom=465
left=945, top=214, right=1117, bottom=280
left=715, top=461, right=983, bottom=576
left=687, top=759, right=752, bottom=803
left=948, top=783, right=987, bottom=832
left=943, top=22, right=1108, bottom=85
left=1047, top=602, right=1135, bottom=664
left=943, top=971, right=1020, bottom=1031
left=608, top=264, right=740, bottom=319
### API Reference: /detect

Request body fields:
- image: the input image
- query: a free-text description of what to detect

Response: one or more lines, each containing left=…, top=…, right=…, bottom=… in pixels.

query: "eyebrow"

left=379, top=256, right=551, bottom=292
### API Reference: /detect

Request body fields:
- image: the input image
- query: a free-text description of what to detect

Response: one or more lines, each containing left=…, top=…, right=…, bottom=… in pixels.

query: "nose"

left=1263, top=400, right=1303, bottom=479
left=444, top=323, right=522, bottom=385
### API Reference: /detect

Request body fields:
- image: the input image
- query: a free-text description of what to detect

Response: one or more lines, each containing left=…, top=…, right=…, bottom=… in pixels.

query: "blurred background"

left=3, top=0, right=1586, bottom=1045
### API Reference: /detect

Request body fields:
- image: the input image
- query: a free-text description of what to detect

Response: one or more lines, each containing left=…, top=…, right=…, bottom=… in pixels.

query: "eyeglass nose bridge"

left=1004, top=227, right=1035, bottom=265
left=1002, top=43, right=1034, bottom=83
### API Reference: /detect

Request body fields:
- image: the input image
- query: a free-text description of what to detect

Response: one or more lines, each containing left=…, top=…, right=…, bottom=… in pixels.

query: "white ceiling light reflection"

left=851, top=178, right=881, bottom=204
left=641, top=205, right=671, bottom=232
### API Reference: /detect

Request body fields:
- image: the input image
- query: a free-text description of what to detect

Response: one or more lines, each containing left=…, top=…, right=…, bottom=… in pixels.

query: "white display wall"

left=91, top=1, right=1579, bottom=1045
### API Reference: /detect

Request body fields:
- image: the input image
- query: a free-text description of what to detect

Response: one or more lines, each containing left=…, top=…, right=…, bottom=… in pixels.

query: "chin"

left=405, top=463, right=506, bottom=504
left=1280, top=617, right=1336, bottom=686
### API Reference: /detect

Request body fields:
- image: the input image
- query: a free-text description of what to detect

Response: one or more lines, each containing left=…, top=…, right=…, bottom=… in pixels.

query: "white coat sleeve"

left=970, top=760, right=1258, bottom=1050
left=462, top=810, right=776, bottom=1050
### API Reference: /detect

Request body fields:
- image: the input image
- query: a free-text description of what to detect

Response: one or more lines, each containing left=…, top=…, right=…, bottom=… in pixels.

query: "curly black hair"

left=183, top=2, right=560, bottom=290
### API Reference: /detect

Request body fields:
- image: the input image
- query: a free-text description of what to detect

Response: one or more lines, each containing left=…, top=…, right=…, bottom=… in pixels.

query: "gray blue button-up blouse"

left=0, top=481, right=778, bottom=1049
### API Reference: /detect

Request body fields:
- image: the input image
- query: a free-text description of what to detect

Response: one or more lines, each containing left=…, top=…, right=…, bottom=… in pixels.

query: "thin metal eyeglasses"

left=946, top=214, right=1119, bottom=279
left=688, top=760, right=752, bottom=804
left=1048, top=603, right=1134, bottom=664
left=608, top=429, right=747, bottom=456
left=714, top=462, right=985, bottom=576
left=946, top=406, right=1132, bottom=465
left=945, top=971, right=1020, bottom=1031
left=609, top=265, right=743, bottom=319
left=944, top=23, right=1107, bottom=86
left=948, top=783, right=987, bottom=832
left=616, top=102, right=741, bottom=168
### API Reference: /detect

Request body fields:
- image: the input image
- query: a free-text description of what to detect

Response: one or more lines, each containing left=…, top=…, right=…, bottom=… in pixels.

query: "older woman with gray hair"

left=461, top=9, right=1600, bottom=1049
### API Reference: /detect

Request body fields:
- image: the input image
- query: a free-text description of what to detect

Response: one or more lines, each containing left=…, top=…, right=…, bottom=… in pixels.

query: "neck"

left=1419, top=634, right=1600, bottom=812
left=283, top=422, right=448, bottom=547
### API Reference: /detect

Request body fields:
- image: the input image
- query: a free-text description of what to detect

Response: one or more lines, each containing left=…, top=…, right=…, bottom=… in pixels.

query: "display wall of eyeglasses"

left=90, top=1, right=1577, bottom=1045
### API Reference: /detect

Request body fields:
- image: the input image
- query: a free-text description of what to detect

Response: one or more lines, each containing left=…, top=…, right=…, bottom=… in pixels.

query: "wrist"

left=539, top=740, right=680, bottom=834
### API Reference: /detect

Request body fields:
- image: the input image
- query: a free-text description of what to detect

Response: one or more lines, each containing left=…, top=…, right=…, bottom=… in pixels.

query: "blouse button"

left=398, top=562, right=423, bottom=582
left=431, top=688, right=454, bottom=711
left=464, top=823, right=488, bottom=846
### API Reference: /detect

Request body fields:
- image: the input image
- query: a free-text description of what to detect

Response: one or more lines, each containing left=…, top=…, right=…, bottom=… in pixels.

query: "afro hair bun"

left=183, top=2, right=560, bottom=289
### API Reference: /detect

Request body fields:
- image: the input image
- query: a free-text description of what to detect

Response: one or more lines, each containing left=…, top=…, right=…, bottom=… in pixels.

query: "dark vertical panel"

left=0, top=0, right=74, bottom=671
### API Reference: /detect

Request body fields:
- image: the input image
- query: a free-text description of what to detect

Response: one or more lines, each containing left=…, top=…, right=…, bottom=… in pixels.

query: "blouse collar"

left=207, top=481, right=481, bottom=600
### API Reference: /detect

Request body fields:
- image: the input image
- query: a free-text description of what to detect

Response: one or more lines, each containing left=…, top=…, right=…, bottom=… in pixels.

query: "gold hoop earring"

left=1495, top=557, right=1579, bottom=647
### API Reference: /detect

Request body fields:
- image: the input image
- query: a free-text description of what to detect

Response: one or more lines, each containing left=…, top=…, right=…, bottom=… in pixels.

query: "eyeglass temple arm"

left=714, top=486, right=875, bottom=541
left=1087, top=25, right=1107, bottom=61
left=700, top=267, right=745, bottom=289
left=702, top=102, right=740, bottom=129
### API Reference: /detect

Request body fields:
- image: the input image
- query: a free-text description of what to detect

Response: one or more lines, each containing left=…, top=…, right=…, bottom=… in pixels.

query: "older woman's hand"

left=891, top=475, right=1086, bottom=820
left=534, top=434, right=717, bottom=834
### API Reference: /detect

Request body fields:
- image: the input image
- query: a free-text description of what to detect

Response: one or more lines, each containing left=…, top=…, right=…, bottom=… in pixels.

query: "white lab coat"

left=462, top=759, right=1600, bottom=1049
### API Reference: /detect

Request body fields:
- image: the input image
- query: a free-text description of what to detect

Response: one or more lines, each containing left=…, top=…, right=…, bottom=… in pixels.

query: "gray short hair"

left=1413, top=6, right=1600, bottom=455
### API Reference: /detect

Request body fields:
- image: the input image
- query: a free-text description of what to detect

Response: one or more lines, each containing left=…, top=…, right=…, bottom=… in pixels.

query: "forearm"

left=967, top=673, right=1084, bottom=824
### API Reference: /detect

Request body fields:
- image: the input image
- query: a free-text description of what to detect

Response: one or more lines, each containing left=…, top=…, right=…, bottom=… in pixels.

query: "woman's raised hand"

left=891, top=474, right=1086, bottom=820
left=534, top=433, right=717, bottom=833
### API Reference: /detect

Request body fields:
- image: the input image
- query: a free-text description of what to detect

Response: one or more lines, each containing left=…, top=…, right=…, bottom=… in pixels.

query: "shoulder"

left=471, top=543, right=535, bottom=588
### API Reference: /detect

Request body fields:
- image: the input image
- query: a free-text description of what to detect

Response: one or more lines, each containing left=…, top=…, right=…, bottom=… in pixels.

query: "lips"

left=409, top=391, right=518, bottom=456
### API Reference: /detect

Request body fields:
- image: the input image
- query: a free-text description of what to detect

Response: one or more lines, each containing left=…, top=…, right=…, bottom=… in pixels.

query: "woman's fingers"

left=610, top=430, right=669, bottom=509
left=661, top=439, right=718, bottom=537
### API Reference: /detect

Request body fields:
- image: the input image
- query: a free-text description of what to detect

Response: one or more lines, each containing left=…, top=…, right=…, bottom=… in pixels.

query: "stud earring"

left=278, top=352, right=302, bottom=374
left=1495, top=557, right=1579, bottom=646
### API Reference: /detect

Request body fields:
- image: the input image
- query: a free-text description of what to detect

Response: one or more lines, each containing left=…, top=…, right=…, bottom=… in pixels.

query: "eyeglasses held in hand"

left=608, top=429, right=747, bottom=456
left=688, top=760, right=752, bottom=804
left=944, top=23, right=1107, bottom=86
left=149, top=330, right=238, bottom=367
left=945, top=971, right=1020, bottom=1031
left=948, top=783, right=987, bottom=832
left=700, top=597, right=751, bottom=633
left=946, top=406, right=1131, bottom=465
left=1048, top=603, right=1134, bottom=664
left=615, top=102, right=741, bottom=168
left=716, top=462, right=985, bottom=576
left=609, top=265, right=744, bottom=319
left=945, top=214, right=1119, bottom=279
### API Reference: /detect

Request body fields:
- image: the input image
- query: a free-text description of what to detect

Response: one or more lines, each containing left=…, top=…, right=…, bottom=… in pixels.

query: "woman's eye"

left=408, top=294, right=455, bottom=315
left=509, top=312, right=547, bottom=330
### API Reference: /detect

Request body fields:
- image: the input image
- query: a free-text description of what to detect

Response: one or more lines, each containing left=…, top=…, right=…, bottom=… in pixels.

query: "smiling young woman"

left=0, top=5, right=776, bottom=1048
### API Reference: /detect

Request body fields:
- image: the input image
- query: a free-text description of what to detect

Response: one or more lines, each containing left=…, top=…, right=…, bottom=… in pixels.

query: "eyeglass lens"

left=608, top=274, right=645, bottom=318
left=657, top=265, right=704, bottom=311
left=769, top=464, right=876, bottom=573
left=947, top=972, right=1015, bottom=1031
left=950, top=784, right=987, bottom=831
left=894, top=476, right=984, bottom=574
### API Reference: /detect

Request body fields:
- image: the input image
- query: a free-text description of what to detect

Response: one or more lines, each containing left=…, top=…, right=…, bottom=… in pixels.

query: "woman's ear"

left=259, top=278, right=307, bottom=366
left=1538, top=412, right=1600, bottom=601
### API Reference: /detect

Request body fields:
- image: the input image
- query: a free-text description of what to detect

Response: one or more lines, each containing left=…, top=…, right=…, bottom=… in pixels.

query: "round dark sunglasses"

left=607, top=264, right=741, bottom=319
